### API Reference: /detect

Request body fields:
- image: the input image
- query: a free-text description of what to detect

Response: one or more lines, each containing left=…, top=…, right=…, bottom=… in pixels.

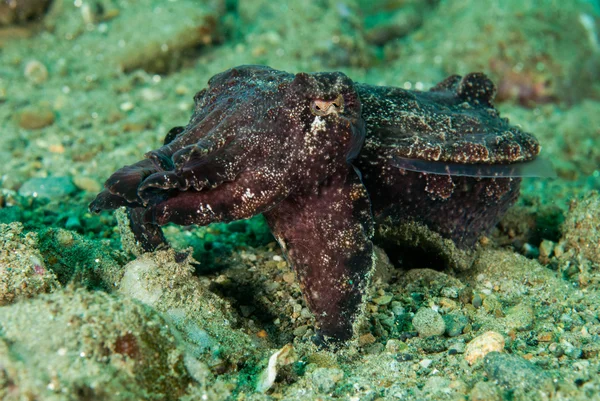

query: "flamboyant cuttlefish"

left=90, top=65, right=547, bottom=343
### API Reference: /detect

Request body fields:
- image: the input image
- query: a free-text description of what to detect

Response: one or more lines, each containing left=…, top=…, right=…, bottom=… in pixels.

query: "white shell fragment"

left=464, top=331, right=505, bottom=365
left=256, top=343, right=296, bottom=393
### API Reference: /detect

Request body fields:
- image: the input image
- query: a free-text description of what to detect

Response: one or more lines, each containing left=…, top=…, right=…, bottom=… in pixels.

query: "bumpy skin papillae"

left=355, top=74, right=539, bottom=246
left=90, top=66, right=541, bottom=342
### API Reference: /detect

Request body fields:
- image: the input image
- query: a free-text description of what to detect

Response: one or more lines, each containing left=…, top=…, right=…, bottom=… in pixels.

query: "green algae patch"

left=163, top=215, right=273, bottom=272
left=36, top=226, right=127, bottom=290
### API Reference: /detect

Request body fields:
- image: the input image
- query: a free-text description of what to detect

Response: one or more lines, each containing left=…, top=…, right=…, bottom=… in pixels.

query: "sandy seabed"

left=0, top=0, right=600, bottom=400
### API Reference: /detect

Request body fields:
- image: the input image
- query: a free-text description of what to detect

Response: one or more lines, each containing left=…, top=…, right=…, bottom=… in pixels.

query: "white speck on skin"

left=310, top=116, right=326, bottom=133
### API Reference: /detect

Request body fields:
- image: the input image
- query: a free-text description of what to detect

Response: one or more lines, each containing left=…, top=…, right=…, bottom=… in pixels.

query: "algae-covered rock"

left=443, top=312, right=468, bottom=337
left=412, top=307, right=446, bottom=337
left=36, top=227, right=126, bottom=289
left=504, top=302, right=535, bottom=331
left=0, top=222, right=59, bottom=305
left=0, top=289, right=194, bottom=400
left=117, top=249, right=256, bottom=368
left=559, top=191, right=600, bottom=266
left=309, top=367, right=344, bottom=393
left=484, top=352, right=555, bottom=398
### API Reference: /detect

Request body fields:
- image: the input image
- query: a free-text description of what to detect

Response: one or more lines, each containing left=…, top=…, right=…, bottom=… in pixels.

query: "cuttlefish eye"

left=310, top=94, right=344, bottom=116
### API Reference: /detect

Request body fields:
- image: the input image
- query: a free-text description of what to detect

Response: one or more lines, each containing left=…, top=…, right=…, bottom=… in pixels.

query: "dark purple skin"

left=90, top=65, right=540, bottom=343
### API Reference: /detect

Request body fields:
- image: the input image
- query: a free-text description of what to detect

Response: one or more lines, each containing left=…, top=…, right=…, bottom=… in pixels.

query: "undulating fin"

left=391, top=155, right=556, bottom=178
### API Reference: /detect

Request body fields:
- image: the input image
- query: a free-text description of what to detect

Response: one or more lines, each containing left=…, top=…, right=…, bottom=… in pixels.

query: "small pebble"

left=537, top=332, right=553, bottom=342
left=24, top=60, right=48, bottom=84
left=443, top=312, right=468, bottom=337
left=120, top=101, right=134, bottom=111
left=504, top=303, right=534, bottom=331
left=175, top=85, right=189, bottom=95
left=256, top=330, right=268, bottom=338
left=470, top=381, right=502, bottom=401
left=549, top=342, right=564, bottom=357
left=419, top=358, right=432, bottom=369
left=422, top=376, right=451, bottom=396
left=385, top=339, right=408, bottom=353
left=448, top=341, right=466, bottom=354
left=55, top=230, right=74, bottom=247
left=472, top=294, right=483, bottom=308
left=441, top=287, right=459, bottom=299
left=239, top=305, right=255, bottom=318
left=413, top=307, right=446, bottom=337
left=482, top=295, right=502, bottom=315
left=373, top=294, right=393, bottom=305
left=358, top=333, right=376, bottom=347
left=19, top=177, right=77, bottom=200
left=282, top=272, right=295, bottom=283
left=391, top=301, right=405, bottom=316
left=539, top=239, right=555, bottom=261
left=18, top=108, right=55, bottom=129
left=293, top=325, right=309, bottom=337
left=464, top=331, right=504, bottom=365
left=310, top=367, right=344, bottom=393
left=565, top=347, right=583, bottom=359
left=439, top=297, right=458, bottom=310
left=140, top=88, right=163, bottom=101
left=364, top=343, right=384, bottom=354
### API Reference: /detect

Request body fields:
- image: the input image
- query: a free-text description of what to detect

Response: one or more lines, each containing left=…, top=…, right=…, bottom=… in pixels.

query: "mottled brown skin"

left=90, top=65, right=540, bottom=343
left=355, top=74, right=539, bottom=246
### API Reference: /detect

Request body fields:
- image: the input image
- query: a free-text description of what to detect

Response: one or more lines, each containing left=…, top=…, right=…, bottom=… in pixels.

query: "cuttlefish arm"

left=264, top=167, right=374, bottom=343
